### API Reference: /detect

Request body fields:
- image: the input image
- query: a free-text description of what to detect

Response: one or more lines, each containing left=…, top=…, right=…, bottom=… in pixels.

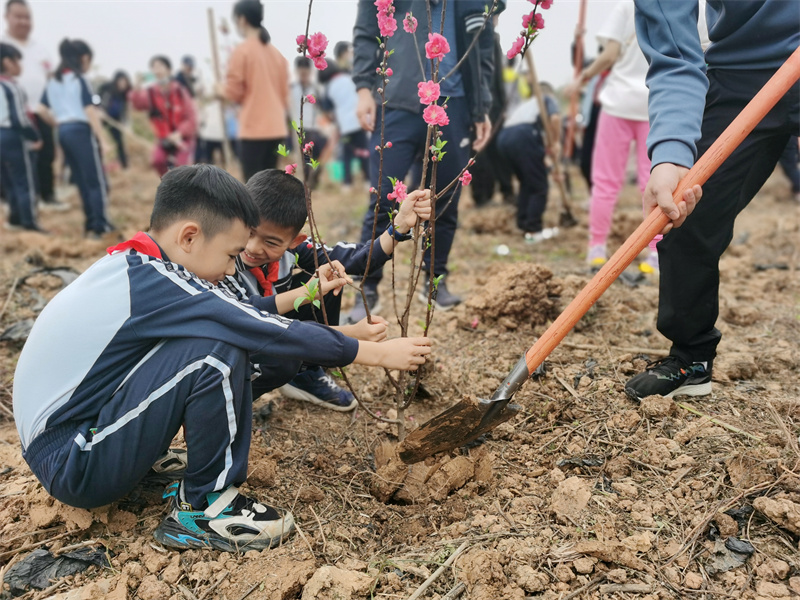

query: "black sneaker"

left=154, top=483, right=295, bottom=552
left=625, top=355, right=712, bottom=401
left=143, top=448, right=188, bottom=485
left=280, top=366, right=357, bottom=412
left=346, top=284, right=381, bottom=324
left=418, top=276, right=462, bottom=311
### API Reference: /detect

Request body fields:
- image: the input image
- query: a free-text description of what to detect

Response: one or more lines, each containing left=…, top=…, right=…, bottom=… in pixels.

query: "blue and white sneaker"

left=143, top=448, right=188, bottom=486
left=280, top=367, right=357, bottom=412
left=154, top=483, right=295, bottom=552
left=625, top=356, right=712, bottom=401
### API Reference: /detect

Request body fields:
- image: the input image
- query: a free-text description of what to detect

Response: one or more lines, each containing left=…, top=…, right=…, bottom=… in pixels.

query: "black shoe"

left=418, top=276, right=462, bottom=311
left=143, top=448, right=188, bottom=486
left=625, top=355, right=712, bottom=401
left=346, top=284, right=381, bottom=324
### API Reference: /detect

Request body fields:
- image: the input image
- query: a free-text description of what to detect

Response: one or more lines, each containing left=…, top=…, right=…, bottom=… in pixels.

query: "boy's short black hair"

left=0, top=42, right=22, bottom=69
left=246, top=169, right=307, bottom=234
left=5, top=0, right=27, bottom=13
left=333, top=41, right=351, bottom=60
left=150, top=55, right=172, bottom=72
left=150, top=165, right=259, bottom=237
left=294, top=56, right=311, bottom=70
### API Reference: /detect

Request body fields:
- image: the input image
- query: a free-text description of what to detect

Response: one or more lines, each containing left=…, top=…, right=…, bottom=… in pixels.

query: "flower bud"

left=386, top=68, right=393, bottom=77
left=386, top=141, right=393, bottom=148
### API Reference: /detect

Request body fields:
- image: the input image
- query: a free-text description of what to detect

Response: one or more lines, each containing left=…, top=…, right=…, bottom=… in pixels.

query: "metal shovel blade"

left=397, top=397, right=521, bottom=464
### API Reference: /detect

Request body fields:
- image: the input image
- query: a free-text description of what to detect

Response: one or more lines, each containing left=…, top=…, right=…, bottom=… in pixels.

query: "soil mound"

left=465, top=263, right=562, bottom=330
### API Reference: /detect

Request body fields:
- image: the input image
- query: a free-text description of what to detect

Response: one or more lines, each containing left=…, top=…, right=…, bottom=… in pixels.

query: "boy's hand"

left=318, top=260, right=352, bottom=297
left=395, top=189, right=432, bottom=233
left=380, top=337, right=432, bottom=371
left=644, top=163, right=702, bottom=234
left=349, top=316, right=389, bottom=342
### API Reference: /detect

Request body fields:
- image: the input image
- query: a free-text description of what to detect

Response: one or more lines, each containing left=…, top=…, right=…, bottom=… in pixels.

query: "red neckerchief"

left=107, top=231, right=163, bottom=259
left=248, top=262, right=280, bottom=296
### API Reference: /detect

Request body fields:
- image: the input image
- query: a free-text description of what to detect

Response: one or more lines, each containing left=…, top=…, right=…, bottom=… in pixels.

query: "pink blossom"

left=506, top=36, right=525, bottom=60
left=303, top=141, right=315, bottom=154
left=459, top=170, right=472, bottom=186
left=305, top=94, right=316, bottom=104
left=387, top=180, right=408, bottom=202
left=534, top=13, right=545, bottom=29
left=374, top=0, right=393, bottom=11
left=312, top=56, right=328, bottom=70
left=403, top=12, right=417, bottom=34
left=307, top=32, right=328, bottom=57
left=425, top=33, right=450, bottom=60
left=386, top=141, right=393, bottom=148
left=522, top=12, right=533, bottom=28
left=378, top=12, right=397, bottom=37
left=539, top=0, right=553, bottom=9
left=385, top=67, right=393, bottom=77
left=285, top=163, right=297, bottom=175
left=423, top=104, right=449, bottom=127
left=296, top=34, right=306, bottom=48
left=417, top=80, right=441, bottom=105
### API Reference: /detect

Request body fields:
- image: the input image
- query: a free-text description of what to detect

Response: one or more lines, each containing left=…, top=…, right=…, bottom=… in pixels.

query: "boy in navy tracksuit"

left=13, top=164, right=431, bottom=552
left=0, top=42, right=42, bottom=232
left=226, top=169, right=431, bottom=410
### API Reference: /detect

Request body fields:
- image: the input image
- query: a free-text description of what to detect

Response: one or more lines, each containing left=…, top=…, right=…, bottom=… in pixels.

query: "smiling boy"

left=13, top=164, right=431, bottom=552
left=225, top=169, right=431, bottom=410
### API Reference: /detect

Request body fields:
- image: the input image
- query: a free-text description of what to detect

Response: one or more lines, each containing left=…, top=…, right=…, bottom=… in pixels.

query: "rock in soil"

left=753, top=496, right=800, bottom=535
left=300, top=565, right=373, bottom=600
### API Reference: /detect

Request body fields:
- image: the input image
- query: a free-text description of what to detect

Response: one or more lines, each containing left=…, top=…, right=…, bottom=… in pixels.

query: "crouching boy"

left=12, top=165, right=431, bottom=552
left=229, top=169, right=431, bottom=410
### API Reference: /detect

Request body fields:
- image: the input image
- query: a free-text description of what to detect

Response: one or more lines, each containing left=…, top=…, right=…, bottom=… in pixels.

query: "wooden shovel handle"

left=523, top=46, right=800, bottom=375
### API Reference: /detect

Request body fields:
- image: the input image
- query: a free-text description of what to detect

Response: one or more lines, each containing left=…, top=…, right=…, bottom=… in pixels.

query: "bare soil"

left=1, top=148, right=799, bottom=599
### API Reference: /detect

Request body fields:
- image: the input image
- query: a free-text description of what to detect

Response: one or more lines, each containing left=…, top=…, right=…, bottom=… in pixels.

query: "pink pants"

left=152, top=139, right=196, bottom=177
left=589, top=110, right=659, bottom=252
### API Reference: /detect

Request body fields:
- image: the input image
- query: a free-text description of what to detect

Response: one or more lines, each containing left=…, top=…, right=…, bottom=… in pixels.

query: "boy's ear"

left=177, top=222, right=202, bottom=253
left=289, top=233, right=308, bottom=249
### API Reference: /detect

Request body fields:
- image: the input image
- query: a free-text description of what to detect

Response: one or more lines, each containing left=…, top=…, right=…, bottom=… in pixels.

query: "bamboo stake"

left=208, top=8, right=233, bottom=168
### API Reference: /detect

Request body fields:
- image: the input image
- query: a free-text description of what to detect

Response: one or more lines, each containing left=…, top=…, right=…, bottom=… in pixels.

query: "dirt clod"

left=550, top=476, right=591, bottom=523
left=753, top=496, right=800, bottom=534
left=639, top=395, right=676, bottom=418
left=300, top=566, right=372, bottom=600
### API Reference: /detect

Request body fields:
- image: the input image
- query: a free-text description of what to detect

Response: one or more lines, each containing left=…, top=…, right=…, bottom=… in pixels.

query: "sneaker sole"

left=153, top=519, right=294, bottom=552
left=625, top=381, right=712, bottom=402
left=279, top=383, right=357, bottom=412
left=417, top=291, right=460, bottom=312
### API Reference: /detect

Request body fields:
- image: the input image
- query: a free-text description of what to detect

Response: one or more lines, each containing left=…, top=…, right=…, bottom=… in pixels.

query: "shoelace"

left=319, top=372, right=342, bottom=394
left=646, top=356, right=688, bottom=373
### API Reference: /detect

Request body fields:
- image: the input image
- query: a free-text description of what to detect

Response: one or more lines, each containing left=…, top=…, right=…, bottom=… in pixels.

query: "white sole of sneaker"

left=416, top=291, right=459, bottom=312
left=279, top=384, right=357, bottom=412
left=665, top=381, right=712, bottom=398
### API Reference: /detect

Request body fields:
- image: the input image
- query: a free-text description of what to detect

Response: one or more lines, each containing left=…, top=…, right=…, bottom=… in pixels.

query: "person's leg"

left=469, top=147, right=494, bottom=207
left=360, top=107, right=426, bottom=288
left=498, top=126, right=532, bottom=231
left=151, top=143, right=169, bottom=176
left=489, top=135, right=514, bottom=199
left=261, top=139, right=281, bottom=171
left=342, top=134, right=354, bottom=186
left=35, top=115, right=56, bottom=203
left=0, top=131, right=38, bottom=229
left=424, top=97, right=471, bottom=278
left=777, top=136, right=800, bottom=195
left=174, top=138, right=196, bottom=168
left=58, top=124, right=94, bottom=223
left=631, top=119, right=660, bottom=257
left=353, top=130, right=371, bottom=182
left=32, top=338, right=250, bottom=509
left=580, top=102, right=602, bottom=189
left=66, top=124, right=112, bottom=234
left=658, top=69, right=798, bottom=364
left=239, top=140, right=259, bottom=182
left=588, top=111, right=635, bottom=252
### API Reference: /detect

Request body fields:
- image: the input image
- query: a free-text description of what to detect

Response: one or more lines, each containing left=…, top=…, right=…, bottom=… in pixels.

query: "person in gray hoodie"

left=625, top=0, right=799, bottom=401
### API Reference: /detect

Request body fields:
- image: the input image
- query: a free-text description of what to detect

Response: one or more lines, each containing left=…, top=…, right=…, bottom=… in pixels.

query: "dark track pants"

left=360, top=97, right=472, bottom=283
left=470, top=134, right=513, bottom=206
left=657, top=68, right=799, bottom=363
left=497, top=124, right=548, bottom=233
left=777, top=136, right=799, bottom=193
left=341, top=130, right=370, bottom=185
left=58, top=122, right=112, bottom=234
left=0, top=128, right=38, bottom=228
left=239, top=138, right=282, bottom=183
left=23, top=338, right=254, bottom=509
left=33, top=114, right=55, bottom=201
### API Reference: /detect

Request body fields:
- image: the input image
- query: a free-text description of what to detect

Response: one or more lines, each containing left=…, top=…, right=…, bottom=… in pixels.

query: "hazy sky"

left=25, top=0, right=613, bottom=88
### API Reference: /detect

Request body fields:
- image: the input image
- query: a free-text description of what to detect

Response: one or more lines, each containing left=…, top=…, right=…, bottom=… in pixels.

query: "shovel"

left=398, top=47, right=800, bottom=464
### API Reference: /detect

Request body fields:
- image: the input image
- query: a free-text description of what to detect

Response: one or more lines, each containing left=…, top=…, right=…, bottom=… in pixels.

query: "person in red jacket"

left=130, top=55, right=197, bottom=175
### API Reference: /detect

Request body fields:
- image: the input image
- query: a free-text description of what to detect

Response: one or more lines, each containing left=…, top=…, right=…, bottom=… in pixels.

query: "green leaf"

left=277, top=144, right=289, bottom=157
left=312, top=299, right=321, bottom=309
left=291, top=120, right=299, bottom=133
left=433, top=274, right=444, bottom=288
left=293, top=253, right=300, bottom=266
left=388, top=176, right=398, bottom=186
left=310, top=158, right=320, bottom=170
left=388, top=49, right=395, bottom=56
left=293, top=296, right=304, bottom=312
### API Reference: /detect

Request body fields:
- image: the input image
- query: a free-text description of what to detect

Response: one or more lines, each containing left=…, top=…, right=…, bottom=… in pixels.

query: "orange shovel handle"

left=523, top=46, right=800, bottom=375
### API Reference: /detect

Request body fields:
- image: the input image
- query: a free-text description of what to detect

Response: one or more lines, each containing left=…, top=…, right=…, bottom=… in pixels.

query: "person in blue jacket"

left=0, top=41, right=42, bottom=231
left=625, top=0, right=799, bottom=401
left=13, top=164, right=431, bottom=552
left=40, top=39, right=113, bottom=237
